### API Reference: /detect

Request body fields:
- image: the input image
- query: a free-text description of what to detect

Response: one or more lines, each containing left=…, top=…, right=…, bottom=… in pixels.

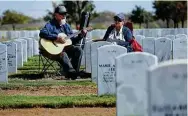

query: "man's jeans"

left=57, top=45, right=83, bottom=73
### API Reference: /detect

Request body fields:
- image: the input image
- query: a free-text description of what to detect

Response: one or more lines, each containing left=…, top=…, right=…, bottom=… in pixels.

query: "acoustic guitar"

left=39, top=27, right=93, bottom=55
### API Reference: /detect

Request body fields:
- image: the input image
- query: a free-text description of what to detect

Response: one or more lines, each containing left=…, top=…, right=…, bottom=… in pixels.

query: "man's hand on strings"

left=81, top=29, right=87, bottom=36
left=56, top=36, right=66, bottom=44
left=81, top=27, right=93, bottom=36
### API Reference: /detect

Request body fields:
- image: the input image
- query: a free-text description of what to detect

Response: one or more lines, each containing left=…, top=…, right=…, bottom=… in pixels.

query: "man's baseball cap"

left=114, top=13, right=125, bottom=22
left=54, top=5, right=67, bottom=15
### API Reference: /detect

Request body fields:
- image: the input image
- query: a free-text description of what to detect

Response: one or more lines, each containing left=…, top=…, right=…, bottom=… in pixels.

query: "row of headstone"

left=83, top=33, right=187, bottom=74
left=94, top=45, right=187, bottom=116
left=0, top=37, right=39, bottom=83
left=135, top=34, right=187, bottom=62
left=80, top=39, right=186, bottom=98
left=133, top=28, right=187, bottom=37
left=96, top=47, right=158, bottom=95
left=81, top=28, right=187, bottom=41
left=80, top=28, right=187, bottom=40
left=0, top=30, right=40, bottom=40
left=84, top=36, right=187, bottom=78
left=0, top=28, right=187, bottom=40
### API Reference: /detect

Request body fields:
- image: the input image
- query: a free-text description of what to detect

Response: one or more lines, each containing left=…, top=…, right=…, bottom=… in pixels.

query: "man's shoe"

left=79, top=70, right=91, bottom=78
left=65, top=71, right=78, bottom=80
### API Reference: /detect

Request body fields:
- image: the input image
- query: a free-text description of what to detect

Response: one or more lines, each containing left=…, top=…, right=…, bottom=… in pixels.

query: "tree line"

left=0, top=1, right=187, bottom=30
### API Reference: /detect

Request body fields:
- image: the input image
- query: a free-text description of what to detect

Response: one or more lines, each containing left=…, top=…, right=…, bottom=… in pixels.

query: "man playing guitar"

left=39, top=5, right=91, bottom=80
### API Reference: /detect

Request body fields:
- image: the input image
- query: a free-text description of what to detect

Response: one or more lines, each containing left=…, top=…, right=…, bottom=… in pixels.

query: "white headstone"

left=155, top=37, right=172, bottom=62
left=33, top=39, right=39, bottom=55
left=143, top=29, right=155, bottom=37
left=148, top=59, right=187, bottom=116
left=169, top=29, right=176, bottom=35
left=133, top=29, right=144, bottom=36
left=3, top=42, right=17, bottom=73
left=173, top=38, right=187, bottom=59
left=143, top=37, right=155, bottom=54
left=116, top=52, right=158, bottom=116
left=81, top=50, right=85, bottom=66
left=183, top=28, right=187, bottom=34
left=33, top=30, right=40, bottom=40
left=17, top=39, right=27, bottom=62
left=7, top=31, right=16, bottom=40
left=86, top=31, right=93, bottom=40
left=91, top=41, right=112, bottom=83
left=25, top=38, right=33, bottom=58
left=175, top=28, right=186, bottom=35
left=144, top=29, right=160, bottom=38
left=165, top=35, right=175, bottom=40
left=156, top=29, right=162, bottom=37
left=135, top=35, right=145, bottom=46
left=85, top=40, right=93, bottom=73
left=92, top=29, right=105, bottom=39
left=165, top=35, right=175, bottom=59
left=0, top=44, right=8, bottom=82
left=14, top=40, right=23, bottom=67
left=97, top=45, right=127, bottom=95
left=175, top=34, right=188, bottom=39
left=20, top=30, right=26, bottom=38
left=15, top=31, right=20, bottom=38
left=79, top=38, right=92, bottom=67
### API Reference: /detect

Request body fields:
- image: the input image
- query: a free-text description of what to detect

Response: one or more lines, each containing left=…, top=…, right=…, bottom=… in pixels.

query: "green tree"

left=153, top=1, right=172, bottom=28
left=1, top=10, right=31, bottom=30
left=44, top=1, right=98, bottom=26
left=167, top=1, right=183, bottom=28
left=43, top=1, right=57, bottom=22
left=153, top=1, right=187, bottom=28
left=130, top=5, right=145, bottom=28
left=143, top=11, right=154, bottom=28
left=176, top=1, right=187, bottom=28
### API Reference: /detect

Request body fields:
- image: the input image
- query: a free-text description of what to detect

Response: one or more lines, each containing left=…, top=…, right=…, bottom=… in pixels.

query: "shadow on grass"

left=8, top=73, right=44, bottom=80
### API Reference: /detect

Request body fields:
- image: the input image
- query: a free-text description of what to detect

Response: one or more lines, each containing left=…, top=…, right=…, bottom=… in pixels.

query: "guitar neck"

left=66, top=30, right=82, bottom=39
left=66, top=28, right=93, bottom=40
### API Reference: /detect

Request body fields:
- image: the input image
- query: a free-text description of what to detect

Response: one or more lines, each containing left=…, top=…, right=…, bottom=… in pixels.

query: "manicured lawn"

left=0, top=95, right=115, bottom=109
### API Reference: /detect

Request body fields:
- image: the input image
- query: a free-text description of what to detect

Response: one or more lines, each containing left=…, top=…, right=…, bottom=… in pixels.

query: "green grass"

left=9, top=55, right=86, bottom=79
left=9, top=55, right=61, bottom=79
left=0, top=95, right=115, bottom=109
left=0, top=78, right=96, bottom=90
left=0, top=55, right=115, bottom=109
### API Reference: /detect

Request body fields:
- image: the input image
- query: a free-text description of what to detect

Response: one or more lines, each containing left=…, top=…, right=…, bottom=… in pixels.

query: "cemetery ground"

left=0, top=56, right=115, bottom=116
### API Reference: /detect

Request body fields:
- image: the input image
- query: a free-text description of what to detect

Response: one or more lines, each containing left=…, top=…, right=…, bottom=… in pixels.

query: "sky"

left=0, top=0, right=154, bottom=19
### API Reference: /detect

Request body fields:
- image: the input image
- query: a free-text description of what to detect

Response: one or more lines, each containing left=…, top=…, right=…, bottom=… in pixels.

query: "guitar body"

left=40, top=33, right=72, bottom=55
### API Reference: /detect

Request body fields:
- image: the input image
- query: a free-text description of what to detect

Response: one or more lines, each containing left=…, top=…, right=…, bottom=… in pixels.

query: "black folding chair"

left=38, top=49, right=64, bottom=78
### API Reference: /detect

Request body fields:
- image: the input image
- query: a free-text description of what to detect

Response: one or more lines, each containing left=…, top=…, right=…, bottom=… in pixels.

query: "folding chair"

left=38, top=49, right=64, bottom=78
